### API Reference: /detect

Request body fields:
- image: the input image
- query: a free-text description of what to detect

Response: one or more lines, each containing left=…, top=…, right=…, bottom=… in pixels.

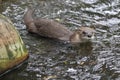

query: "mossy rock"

left=0, top=14, right=28, bottom=75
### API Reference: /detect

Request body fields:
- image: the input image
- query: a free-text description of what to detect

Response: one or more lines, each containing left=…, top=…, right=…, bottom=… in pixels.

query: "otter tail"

left=24, top=8, right=35, bottom=28
left=24, top=8, right=37, bottom=33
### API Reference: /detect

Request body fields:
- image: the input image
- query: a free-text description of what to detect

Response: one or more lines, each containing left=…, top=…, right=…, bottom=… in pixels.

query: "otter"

left=24, top=8, right=95, bottom=43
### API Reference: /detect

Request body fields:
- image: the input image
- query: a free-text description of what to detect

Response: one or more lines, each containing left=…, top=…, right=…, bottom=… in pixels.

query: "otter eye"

left=82, top=31, right=86, bottom=34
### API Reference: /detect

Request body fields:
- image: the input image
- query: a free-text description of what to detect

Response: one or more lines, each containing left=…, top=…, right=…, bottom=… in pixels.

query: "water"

left=0, top=0, right=120, bottom=80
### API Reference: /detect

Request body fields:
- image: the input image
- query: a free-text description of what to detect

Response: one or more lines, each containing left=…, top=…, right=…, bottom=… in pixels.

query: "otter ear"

left=90, top=26, right=97, bottom=33
left=90, top=26, right=95, bottom=29
left=75, top=28, right=83, bottom=33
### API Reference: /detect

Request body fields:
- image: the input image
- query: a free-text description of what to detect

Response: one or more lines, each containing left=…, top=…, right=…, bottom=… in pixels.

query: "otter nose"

left=87, top=35, right=92, bottom=37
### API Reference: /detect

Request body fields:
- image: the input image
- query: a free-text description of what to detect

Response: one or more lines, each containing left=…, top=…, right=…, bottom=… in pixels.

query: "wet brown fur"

left=24, top=8, right=95, bottom=43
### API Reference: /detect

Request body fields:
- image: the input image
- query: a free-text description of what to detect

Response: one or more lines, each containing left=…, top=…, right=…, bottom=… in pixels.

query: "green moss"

left=0, top=14, right=28, bottom=74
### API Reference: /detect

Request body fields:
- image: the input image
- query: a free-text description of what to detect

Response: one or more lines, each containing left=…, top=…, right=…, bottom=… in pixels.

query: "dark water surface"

left=0, top=0, right=120, bottom=80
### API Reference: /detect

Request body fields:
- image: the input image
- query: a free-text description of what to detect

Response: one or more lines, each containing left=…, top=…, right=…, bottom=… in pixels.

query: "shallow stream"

left=0, top=0, right=120, bottom=80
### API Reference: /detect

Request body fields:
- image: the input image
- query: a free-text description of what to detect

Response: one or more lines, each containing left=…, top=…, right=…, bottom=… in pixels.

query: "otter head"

left=70, top=27, right=96, bottom=43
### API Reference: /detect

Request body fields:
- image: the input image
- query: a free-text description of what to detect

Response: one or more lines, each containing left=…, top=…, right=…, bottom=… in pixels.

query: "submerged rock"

left=0, top=14, right=28, bottom=76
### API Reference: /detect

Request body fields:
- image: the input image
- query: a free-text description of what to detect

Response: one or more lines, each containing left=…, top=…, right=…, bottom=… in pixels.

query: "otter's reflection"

left=67, top=41, right=93, bottom=56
